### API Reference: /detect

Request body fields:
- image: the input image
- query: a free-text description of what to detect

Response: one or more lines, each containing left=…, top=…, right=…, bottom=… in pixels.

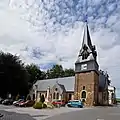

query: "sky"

left=0, top=0, right=120, bottom=97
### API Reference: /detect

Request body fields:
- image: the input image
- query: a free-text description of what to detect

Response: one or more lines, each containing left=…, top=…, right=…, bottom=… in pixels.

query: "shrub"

left=40, top=95, right=45, bottom=103
left=43, top=103, right=47, bottom=108
left=33, top=102, right=42, bottom=109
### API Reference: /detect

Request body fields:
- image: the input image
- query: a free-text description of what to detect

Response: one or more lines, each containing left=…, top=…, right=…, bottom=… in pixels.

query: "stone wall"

left=74, top=71, right=99, bottom=107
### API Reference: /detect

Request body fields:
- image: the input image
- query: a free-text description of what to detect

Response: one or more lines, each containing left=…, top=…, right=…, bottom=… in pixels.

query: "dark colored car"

left=2, top=99, right=14, bottom=105
left=19, top=100, right=35, bottom=107
left=0, top=98, right=4, bottom=104
left=52, top=100, right=66, bottom=107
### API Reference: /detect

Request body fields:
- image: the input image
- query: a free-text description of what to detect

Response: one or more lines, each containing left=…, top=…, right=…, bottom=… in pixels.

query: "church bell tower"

left=74, top=21, right=99, bottom=106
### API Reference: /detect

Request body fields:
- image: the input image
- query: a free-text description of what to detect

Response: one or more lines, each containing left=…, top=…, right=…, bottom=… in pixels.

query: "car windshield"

left=69, top=100, right=79, bottom=102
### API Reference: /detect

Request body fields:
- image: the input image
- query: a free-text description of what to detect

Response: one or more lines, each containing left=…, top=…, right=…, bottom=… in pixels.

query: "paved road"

left=0, top=105, right=35, bottom=120
left=0, top=104, right=88, bottom=120
left=0, top=105, right=16, bottom=110
left=0, top=104, right=120, bottom=120
left=44, top=106, right=120, bottom=120
left=0, top=110, right=35, bottom=120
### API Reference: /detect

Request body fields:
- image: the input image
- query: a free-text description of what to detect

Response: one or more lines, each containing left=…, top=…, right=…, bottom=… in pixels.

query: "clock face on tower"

left=81, top=64, right=87, bottom=70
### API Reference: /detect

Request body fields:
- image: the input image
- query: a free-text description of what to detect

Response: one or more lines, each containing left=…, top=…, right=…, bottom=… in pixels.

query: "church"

left=31, top=21, right=116, bottom=107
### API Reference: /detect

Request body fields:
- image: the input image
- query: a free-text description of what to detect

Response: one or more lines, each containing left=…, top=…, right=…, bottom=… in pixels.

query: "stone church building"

left=32, top=21, right=116, bottom=107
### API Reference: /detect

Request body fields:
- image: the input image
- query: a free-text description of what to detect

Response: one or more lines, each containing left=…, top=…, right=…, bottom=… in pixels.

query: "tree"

left=25, top=64, right=45, bottom=89
left=46, top=65, right=64, bottom=79
left=64, top=68, right=75, bottom=77
left=46, top=64, right=75, bottom=79
left=0, top=51, right=29, bottom=98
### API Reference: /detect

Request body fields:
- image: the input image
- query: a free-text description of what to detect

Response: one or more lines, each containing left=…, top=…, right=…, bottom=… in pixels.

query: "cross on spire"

left=84, top=0, right=88, bottom=23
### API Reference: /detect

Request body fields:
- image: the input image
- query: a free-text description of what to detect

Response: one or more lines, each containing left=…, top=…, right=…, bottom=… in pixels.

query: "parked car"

left=19, top=100, right=35, bottom=107
left=14, top=100, right=25, bottom=106
left=52, top=100, right=66, bottom=107
left=67, top=100, right=83, bottom=108
left=2, top=99, right=14, bottom=105
left=13, top=99, right=24, bottom=106
left=0, top=98, right=4, bottom=104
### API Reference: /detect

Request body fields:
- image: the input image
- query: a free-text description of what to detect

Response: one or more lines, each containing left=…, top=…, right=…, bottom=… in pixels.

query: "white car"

left=13, top=99, right=23, bottom=105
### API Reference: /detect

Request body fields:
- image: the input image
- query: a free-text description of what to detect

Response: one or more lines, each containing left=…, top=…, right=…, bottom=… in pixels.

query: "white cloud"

left=0, top=0, right=120, bottom=95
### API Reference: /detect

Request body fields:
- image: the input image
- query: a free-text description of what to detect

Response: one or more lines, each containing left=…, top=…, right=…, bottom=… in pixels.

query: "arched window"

left=33, top=94, right=35, bottom=100
left=81, top=91, right=86, bottom=98
left=56, top=93, right=59, bottom=99
left=39, top=93, right=41, bottom=98
left=55, top=88, right=58, bottom=91
left=111, top=93, right=114, bottom=99
left=68, top=94, right=72, bottom=100
left=45, top=92, right=47, bottom=97
left=83, top=86, right=85, bottom=90
left=53, top=92, right=55, bottom=99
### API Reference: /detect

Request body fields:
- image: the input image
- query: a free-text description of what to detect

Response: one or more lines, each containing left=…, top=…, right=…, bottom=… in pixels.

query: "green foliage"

left=33, top=102, right=43, bottom=109
left=25, top=64, right=46, bottom=89
left=64, top=68, right=75, bottom=77
left=40, top=95, right=45, bottom=103
left=116, top=98, right=120, bottom=103
left=46, top=65, right=64, bottom=79
left=46, top=64, right=75, bottom=79
left=42, top=103, right=47, bottom=108
left=0, top=51, right=29, bottom=97
left=0, top=50, right=75, bottom=98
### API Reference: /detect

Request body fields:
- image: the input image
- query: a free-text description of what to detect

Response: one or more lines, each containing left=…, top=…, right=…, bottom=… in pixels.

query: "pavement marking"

left=96, top=119, right=104, bottom=120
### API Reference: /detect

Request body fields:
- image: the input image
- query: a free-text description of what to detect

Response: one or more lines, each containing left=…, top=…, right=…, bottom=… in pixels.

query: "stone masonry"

left=74, top=71, right=99, bottom=107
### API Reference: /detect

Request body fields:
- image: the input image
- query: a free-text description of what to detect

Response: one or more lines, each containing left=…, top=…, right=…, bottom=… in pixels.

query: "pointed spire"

left=76, top=0, right=97, bottom=62
left=80, top=0, right=93, bottom=53
left=81, top=21, right=93, bottom=52
left=76, top=21, right=97, bottom=62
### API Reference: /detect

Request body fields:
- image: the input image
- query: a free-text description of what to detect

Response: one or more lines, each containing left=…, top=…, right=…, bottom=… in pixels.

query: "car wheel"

left=67, top=105, right=71, bottom=107
left=78, top=105, right=82, bottom=108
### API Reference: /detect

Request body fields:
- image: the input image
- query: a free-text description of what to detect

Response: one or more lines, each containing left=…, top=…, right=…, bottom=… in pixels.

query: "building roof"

left=57, top=83, right=66, bottom=92
left=76, top=21, right=97, bottom=63
left=34, top=76, right=75, bottom=92
left=81, top=21, right=93, bottom=53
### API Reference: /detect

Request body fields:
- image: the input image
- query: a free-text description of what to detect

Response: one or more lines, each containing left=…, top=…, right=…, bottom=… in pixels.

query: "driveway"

left=1, top=105, right=90, bottom=120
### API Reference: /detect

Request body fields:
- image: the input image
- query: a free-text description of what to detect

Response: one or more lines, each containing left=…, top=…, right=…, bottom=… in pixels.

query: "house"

left=108, top=86, right=116, bottom=105
left=31, top=20, right=116, bottom=107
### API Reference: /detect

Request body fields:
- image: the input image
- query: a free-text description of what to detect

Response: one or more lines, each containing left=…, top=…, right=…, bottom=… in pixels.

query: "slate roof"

left=57, top=83, right=66, bottom=92
left=34, top=76, right=75, bottom=92
left=99, top=70, right=109, bottom=91
left=80, top=21, right=93, bottom=54
left=33, top=71, right=108, bottom=92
